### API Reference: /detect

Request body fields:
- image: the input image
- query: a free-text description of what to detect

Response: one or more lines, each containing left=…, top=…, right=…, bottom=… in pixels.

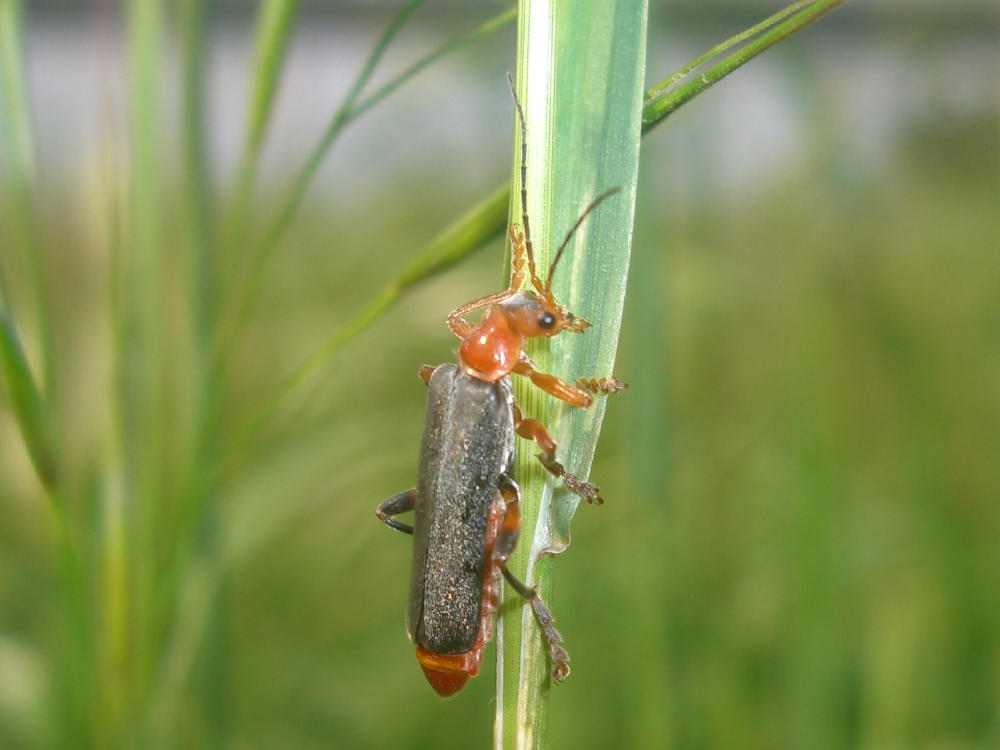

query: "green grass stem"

left=222, top=2, right=518, bottom=354
left=0, top=0, right=58, bottom=486
left=642, top=0, right=849, bottom=130
left=0, top=283, right=56, bottom=489
left=222, top=0, right=301, bottom=279
left=497, top=2, right=647, bottom=747
left=244, top=0, right=851, bottom=433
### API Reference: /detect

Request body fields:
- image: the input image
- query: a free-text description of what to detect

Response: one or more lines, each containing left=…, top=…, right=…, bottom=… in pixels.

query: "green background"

left=0, top=3, right=997, bottom=748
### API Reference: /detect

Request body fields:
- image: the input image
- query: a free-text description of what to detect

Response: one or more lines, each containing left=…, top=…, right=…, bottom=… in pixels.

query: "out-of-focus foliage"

left=0, top=4, right=997, bottom=749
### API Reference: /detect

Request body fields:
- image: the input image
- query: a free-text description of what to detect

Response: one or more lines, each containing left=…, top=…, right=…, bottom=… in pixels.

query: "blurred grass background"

left=1, top=1, right=999, bottom=748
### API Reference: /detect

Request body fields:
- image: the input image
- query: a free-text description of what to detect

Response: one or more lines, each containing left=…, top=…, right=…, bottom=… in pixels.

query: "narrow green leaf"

left=497, top=2, right=648, bottom=748
left=0, top=0, right=35, bottom=178
left=222, top=0, right=302, bottom=278
left=178, top=0, right=215, bottom=337
left=224, top=1, right=513, bottom=350
left=347, top=6, right=516, bottom=123
left=252, top=183, right=509, bottom=427
left=644, top=0, right=815, bottom=101
left=255, top=0, right=851, bottom=423
left=642, top=0, right=849, bottom=131
left=0, top=285, right=56, bottom=489
left=120, top=0, right=165, bottom=709
left=0, top=0, right=57, bottom=490
left=224, top=0, right=425, bottom=326
left=245, top=0, right=301, bottom=160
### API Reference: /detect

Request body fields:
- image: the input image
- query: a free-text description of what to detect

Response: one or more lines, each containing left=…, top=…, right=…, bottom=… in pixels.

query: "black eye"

left=538, top=312, right=556, bottom=329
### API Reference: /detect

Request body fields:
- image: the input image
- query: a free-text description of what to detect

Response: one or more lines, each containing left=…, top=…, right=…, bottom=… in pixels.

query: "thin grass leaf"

left=497, top=2, right=647, bottom=747
left=0, top=0, right=56, bottom=413
left=223, top=0, right=301, bottom=276
left=248, top=0, right=851, bottom=429
left=222, top=0, right=423, bottom=330
left=0, top=283, right=56, bottom=489
left=172, top=2, right=230, bottom=745
left=642, top=0, right=849, bottom=130
left=215, top=0, right=427, bottom=365
left=644, top=0, right=815, bottom=100
left=244, top=183, right=509, bottom=436
left=347, top=6, right=516, bottom=122
left=179, top=0, right=215, bottom=337
left=224, top=1, right=516, bottom=349
left=115, top=0, right=166, bottom=727
left=0, top=2, right=57, bottom=491
left=0, top=0, right=35, bottom=178
left=245, top=0, right=301, bottom=160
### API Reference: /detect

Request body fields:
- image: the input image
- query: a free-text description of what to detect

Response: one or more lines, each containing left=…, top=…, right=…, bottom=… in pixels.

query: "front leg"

left=575, top=376, right=628, bottom=395
left=513, top=356, right=629, bottom=408
left=512, top=357, right=593, bottom=408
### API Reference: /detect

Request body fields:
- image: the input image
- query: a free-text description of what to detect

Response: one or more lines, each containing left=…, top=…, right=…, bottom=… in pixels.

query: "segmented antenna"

left=506, top=72, right=543, bottom=294
left=545, top=186, right=622, bottom=293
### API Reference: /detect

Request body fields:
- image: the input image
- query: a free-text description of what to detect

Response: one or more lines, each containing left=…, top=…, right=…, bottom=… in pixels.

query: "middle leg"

left=513, top=406, right=603, bottom=504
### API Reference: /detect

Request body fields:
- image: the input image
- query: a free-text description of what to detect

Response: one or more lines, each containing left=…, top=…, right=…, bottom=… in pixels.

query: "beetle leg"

left=376, top=488, right=416, bottom=535
left=512, top=358, right=593, bottom=408
left=446, top=289, right=516, bottom=340
left=512, top=407, right=603, bottom=505
left=575, top=376, right=628, bottom=395
left=507, top=223, right=536, bottom=293
left=496, top=476, right=571, bottom=684
left=445, top=222, right=535, bottom=340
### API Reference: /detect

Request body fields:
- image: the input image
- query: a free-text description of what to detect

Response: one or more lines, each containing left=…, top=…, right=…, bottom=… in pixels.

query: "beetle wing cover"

left=407, top=365, right=514, bottom=654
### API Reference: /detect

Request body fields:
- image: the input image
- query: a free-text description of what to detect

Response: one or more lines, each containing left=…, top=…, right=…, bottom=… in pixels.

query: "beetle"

left=376, top=74, right=626, bottom=697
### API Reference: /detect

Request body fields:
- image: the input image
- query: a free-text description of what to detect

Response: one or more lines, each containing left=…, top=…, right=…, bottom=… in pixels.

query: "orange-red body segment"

left=459, top=306, right=524, bottom=383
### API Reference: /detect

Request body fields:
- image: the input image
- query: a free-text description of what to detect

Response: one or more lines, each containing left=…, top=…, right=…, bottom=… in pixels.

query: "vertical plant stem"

left=0, top=0, right=59, bottom=488
left=497, top=1, right=647, bottom=748
left=114, top=1, right=164, bottom=740
left=220, top=0, right=426, bottom=356
left=0, top=283, right=56, bottom=488
left=222, top=0, right=300, bottom=278
left=176, top=1, right=230, bottom=745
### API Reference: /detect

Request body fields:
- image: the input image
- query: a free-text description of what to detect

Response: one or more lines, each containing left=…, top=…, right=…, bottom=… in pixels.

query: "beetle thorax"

left=459, top=305, right=523, bottom=383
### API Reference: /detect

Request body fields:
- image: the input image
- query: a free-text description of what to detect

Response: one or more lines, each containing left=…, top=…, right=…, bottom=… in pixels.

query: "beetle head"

left=510, top=185, right=621, bottom=339
left=499, top=290, right=590, bottom=339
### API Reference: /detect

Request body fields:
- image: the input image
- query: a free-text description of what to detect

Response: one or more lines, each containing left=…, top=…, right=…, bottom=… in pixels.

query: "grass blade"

left=108, top=2, right=165, bottom=734
left=223, top=0, right=301, bottom=276
left=251, top=0, right=851, bottom=429
left=244, top=0, right=301, bottom=161
left=347, top=6, right=516, bottom=122
left=0, top=283, right=56, bottom=489
left=642, top=0, right=849, bottom=130
left=244, top=183, right=509, bottom=434
left=0, top=0, right=58, bottom=482
left=224, top=0, right=517, bottom=346
left=216, top=0, right=427, bottom=362
left=496, top=2, right=648, bottom=748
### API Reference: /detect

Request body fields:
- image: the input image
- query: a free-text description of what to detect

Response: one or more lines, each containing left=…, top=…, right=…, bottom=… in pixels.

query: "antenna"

left=506, top=72, right=543, bottom=294
left=545, top=186, right=622, bottom=293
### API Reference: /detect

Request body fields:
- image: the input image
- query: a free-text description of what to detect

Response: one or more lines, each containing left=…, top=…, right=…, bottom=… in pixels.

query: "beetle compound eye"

left=539, top=312, right=556, bottom=329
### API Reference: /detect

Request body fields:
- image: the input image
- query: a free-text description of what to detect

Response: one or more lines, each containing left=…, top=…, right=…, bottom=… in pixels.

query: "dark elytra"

left=407, top=364, right=515, bottom=654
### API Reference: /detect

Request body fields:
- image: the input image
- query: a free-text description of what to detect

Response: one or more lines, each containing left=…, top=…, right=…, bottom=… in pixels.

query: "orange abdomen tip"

left=419, top=663, right=471, bottom=697
left=415, top=646, right=482, bottom=697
